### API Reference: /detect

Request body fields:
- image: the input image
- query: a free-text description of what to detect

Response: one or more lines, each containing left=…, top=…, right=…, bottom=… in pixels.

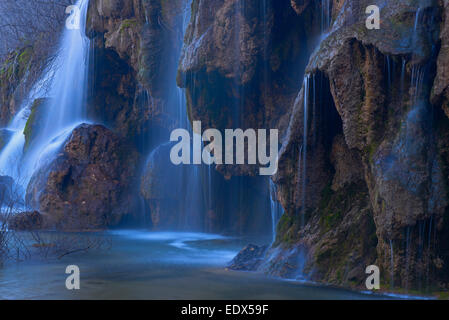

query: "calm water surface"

left=0, top=230, right=387, bottom=299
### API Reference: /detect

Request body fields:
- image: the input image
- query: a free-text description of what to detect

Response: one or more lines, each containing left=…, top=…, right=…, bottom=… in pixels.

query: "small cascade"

left=0, top=0, right=91, bottom=196
left=177, top=0, right=192, bottom=130
left=389, top=239, right=394, bottom=289
left=261, top=0, right=271, bottom=109
left=385, top=56, right=393, bottom=88
left=299, top=75, right=311, bottom=227
left=414, top=7, right=422, bottom=33
left=142, top=0, right=209, bottom=231
left=411, top=6, right=423, bottom=51
left=233, top=0, right=244, bottom=126
left=269, top=179, right=284, bottom=243
left=320, top=0, right=332, bottom=33
left=0, top=65, right=55, bottom=182
left=178, top=2, right=206, bottom=231
left=400, top=58, right=406, bottom=97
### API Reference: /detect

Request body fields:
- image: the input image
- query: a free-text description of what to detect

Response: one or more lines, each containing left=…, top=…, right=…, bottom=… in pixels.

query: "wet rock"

left=228, top=244, right=268, bottom=271
left=23, top=98, right=48, bottom=150
left=290, top=0, right=311, bottom=16
left=26, top=124, right=140, bottom=230
left=178, top=0, right=305, bottom=176
left=271, top=0, right=448, bottom=290
left=140, top=142, right=184, bottom=229
left=86, top=0, right=185, bottom=151
left=0, top=46, right=35, bottom=126
left=9, top=211, right=43, bottom=231
left=432, top=1, right=449, bottom=118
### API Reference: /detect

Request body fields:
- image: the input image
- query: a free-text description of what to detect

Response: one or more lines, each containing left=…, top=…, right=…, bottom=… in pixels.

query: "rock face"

left=9, top=211, right=43, bottom=231
left=431, top=1, right=449, bottom=118
left=177, top=0, right=309, bottom=176
left=1, top=0, right=449, bottom=294
left=175, top=0, right=449, bottom=292
left=86, top=0, right=187, bottom=152
left=26, top=124, right=140, bottom=230
left=265, top=0, right=449, bottom=291
left=228, top=244, right=268, bottom=271
left=0, top=46, right=36, bottom=126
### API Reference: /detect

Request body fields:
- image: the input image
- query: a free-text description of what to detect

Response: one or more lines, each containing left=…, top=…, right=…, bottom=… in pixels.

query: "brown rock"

left=9, top=211, right=43, bottom=231
left=271, top=0, right=449, bottom=290
left=26, top=124, right=140, bottom=230
left=228, top=244, right=268, bottom=271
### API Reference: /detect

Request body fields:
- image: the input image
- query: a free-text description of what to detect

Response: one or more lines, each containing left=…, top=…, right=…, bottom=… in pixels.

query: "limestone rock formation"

left=177, top=0, right=307, bottom=176
left=0, top=46, right=35, bottom=126
left=26, top=124, right=140, bottom=230
left=9, top=211, right=43, bottom=231
left=140, top=141, right=185, bottom=229
left=269, top=0, right=449, bottom=290
left=86, top=0, right=186, bottom=151
left=228, top=244, right=268, bottom=271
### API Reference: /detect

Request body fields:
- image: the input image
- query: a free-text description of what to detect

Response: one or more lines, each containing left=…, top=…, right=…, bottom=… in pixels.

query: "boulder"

left=23, top=98, right=48, bottom=150
left=228, top=244, right=268, bottom=271
left=140, top=142, right=184, bottom=229
left=26, top=124, right=140, bottom=230
left=9, top=211, right=43, bottom=231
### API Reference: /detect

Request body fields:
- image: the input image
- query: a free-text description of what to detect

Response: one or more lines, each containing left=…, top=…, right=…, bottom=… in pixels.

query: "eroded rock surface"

left=26, top=124, right=140, bottom=230
left=269, top=0, right=449, bottom=290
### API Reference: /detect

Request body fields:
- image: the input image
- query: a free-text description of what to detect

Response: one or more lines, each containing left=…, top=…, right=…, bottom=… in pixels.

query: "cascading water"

left=142, top=0, right=209, bottom=231
left=269, top=179, right=284, bottom=243
left=177, top=2, right=207, bottom=231
left=0, top=0, right=91, bottom=197
left=299, top=75, right=310, bottom=227
left=321, top=0, right=332, bottom=33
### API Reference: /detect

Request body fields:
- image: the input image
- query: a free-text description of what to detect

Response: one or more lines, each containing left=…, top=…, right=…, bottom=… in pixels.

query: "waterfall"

left=299, top=75, right=310, bottom=227
left=414, top=7, right=422, bottom=33
left=0, top=0, right=91, bottom=196
left=400, top=58, right=406, bottom=97
left=143, top=0, right=209, bottom=231
left=269, top=179, right=284, bottom=243
left=321, top=0, right=332, bottom=33
left=178, top=1, right=206, bottom=231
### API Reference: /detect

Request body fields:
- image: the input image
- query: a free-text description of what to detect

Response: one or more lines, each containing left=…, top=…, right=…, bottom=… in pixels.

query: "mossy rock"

left=23, top=98, right=49, bottom=151
left=119, top=19, right=138, bottom=33
left=0, top=46, right=33, bottom=80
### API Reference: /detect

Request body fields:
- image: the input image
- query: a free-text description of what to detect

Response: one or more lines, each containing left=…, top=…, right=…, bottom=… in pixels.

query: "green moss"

left=364, top=141, right=380, bottom=164
left=0, top=46, right=33, bottom=81
left=119, top=19, right=138, bottom=33
left=18, top=47, right=32, bottom=66
left=274, top=213, right=300, bottom=246
left=318, top=182, right=351, bottom=232
left=23, top=98, right=45, bottom=150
